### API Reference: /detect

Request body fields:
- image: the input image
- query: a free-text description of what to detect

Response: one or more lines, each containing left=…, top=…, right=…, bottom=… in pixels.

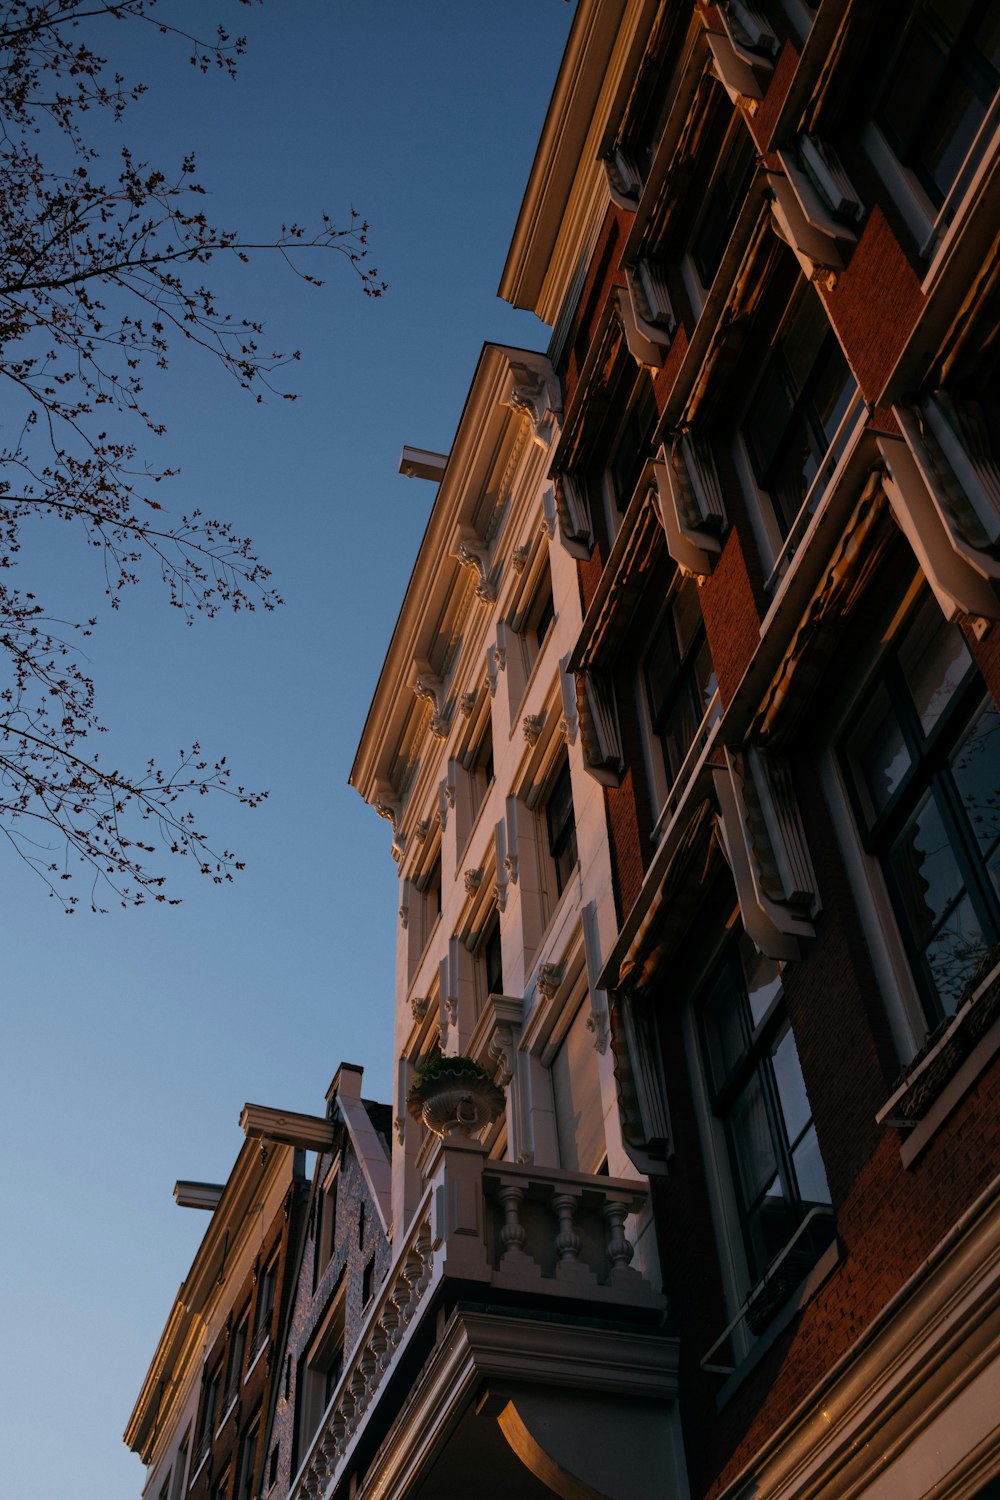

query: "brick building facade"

left=130, top=2, right=1000, bottom=1497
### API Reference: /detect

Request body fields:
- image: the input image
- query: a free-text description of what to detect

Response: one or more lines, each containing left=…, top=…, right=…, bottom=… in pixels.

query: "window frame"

left=544, top=755, right=578, bottom=902
left=839, top=590, right=1000, bottom=1026
left=642, top=571, right=720, bottom=815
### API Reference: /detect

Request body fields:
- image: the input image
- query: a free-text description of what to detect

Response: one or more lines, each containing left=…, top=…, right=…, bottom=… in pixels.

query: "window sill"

left=714, top=1232, right=841, bottom=1410
left=216, top=1391, right=238, bottom=1437
left=877, top=954, right=1000, bottom=1169
left=246, top=1329, right=270, bottom=1380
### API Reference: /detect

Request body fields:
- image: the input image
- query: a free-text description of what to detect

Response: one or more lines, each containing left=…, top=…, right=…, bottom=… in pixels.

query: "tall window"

left=742, top=277, right=856, bottom=537
left=644, top=576, right=718, bottom=791
left=293, top=1284, right=345, bottom=1474
left=198, top=1364, right=223, bottom=1450
left=842, top=591, right=1000, bottom=1021
left=699, top=932, right=831, bottom=1287
left=690, top=111, right=755, bottom=289
left=235, top=1420, right=259, bottom=1500
left=480, top=911, right=503, bottom=1001
left=224, top=1307, right=249, bottom=1407
left=251, top=1254, right=278, bottom=1357
left=545, top=758, right=578, bottom=899
left=875, top=0, right=1000, bottom=210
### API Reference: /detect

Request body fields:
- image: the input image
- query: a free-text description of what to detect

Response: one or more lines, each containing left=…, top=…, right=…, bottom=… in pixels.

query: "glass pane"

left=671, top=579, right=702, bottom=658
left=925, top=891, right=986, bottom=1015
left=661, top=689, right=698, bottom=783
left=890, top=791, right=967, bottom=947
left=810, top=339, right=857, bottom=449
left=950, top=699, right=1000, bottom=882
left=739, top=933, right=781, bottom=1026
left=731, top=1071, right=779, bottom=1210
left=847, top=682, right=911, bottom=824
left=645, top=611, right=679, bottom=726
left=691, top=635, right=719, bottom=721
left=702, top=960, right=747, bottom=1090
left=771, top=1026, right=811, bottom=1146
left=791, top=1125, right=832, bottom=1208
left=745, top=1179, right=796, bottom=1279
left=921, top=74, right=987, bottom=201
left=745, top=360, right=795, bottom=482
left=899, top=599, right=971, bottom=740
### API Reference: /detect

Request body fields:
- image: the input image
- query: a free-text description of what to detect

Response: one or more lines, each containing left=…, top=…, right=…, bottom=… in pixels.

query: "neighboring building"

left=265, top=1064, right=392, bottom=1500
left=124, top=1138, right=306, bottom=1500
left=129, top=2, right=1000, bottom=1498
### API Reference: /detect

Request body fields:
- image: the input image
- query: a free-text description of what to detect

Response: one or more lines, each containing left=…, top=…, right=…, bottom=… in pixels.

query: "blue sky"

left=0, top=5, right=574, bottom=1496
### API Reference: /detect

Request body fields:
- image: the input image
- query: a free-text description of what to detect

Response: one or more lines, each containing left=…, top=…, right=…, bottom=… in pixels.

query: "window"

left=251, top=1254, right=278, bottom=1359
left=481, top=911, right=503, bottom=999
left=224, top=1307, right=249, bottom=1408
left=314, top=1171, right=337, bottom=1286
left=357, top=1199, right=366, bottom=1251
left=689, top=109, right=756, bottom=290
left=699, top=930, right=831, bottom=1290
left=742, top=274, right=856, bottom=539
left=362, top=1254, right=376, bottom=1306
left=267, top=1445, right=279, bottom=1494
left=158, top=1472, right=171, bottom=1500
left=199, top=1363, right=223, bottom=1446
left=469, top=715, right=495, bottom=817
left=211, top=1471, right=229, bottom=1500
left=552, top=998, right=606, bottom=1173
left=419, top=854, right=442, bottom=940
left=545, top=757, right=578, bottom=900
left=644, top=575, right=718, bottom=794
left=170, top=1430, right=190, bottom=1500
left=293, top=1284, right=345, bottom=1472
left=235, top=1420, right=259, bottom=1500
left=875, top=0, right=1000, bottom=212
left=842, top=591, right=1000, bottom=1022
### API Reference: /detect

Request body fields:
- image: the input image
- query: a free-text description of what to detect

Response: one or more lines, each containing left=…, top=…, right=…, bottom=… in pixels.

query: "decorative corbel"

left=415, top=818, right=430, bottom=844
left=767, top=169, right=850, bottom=288
left=553, top=472, right=594, bottom=559
left=511, top=542, right=532, bottom=573
left=586, top=1010, right=610, bottom=1055
left=463, top=867, right=484, bottom=898
left=705, top=27, right=766, bottom=111
left=653, top=439, right=725, bottom=580
left=412, top=665, right=450, bottom=739
left=398, top=904, right=409, bottom=931
left=459, top=691, right=478, bottom=719
left=523, top=711, right=546, bottom=747
left=624, top=260, right=675, bottom=353
left=374, top=789, right=405, bottom=862
left=410, top=995, right=430, bottom=1022
left=558, top=654, right=579, bottom=746
left=494, top=821, right=509, bottom=913
left=485, top=642, right=500, bottom=700
left=537, top=962, right=564, bottom=1001
left=505, top=360, right=562, bottom=449
left=454, top=530, right=499, bottom=605
left=504, top=795, right=520, bottom=886
left=438, top=778, right=454, bottom=829
left=575, top=669, right=623, bottom=785
left=602, top=148, right=642, bottom=209
left=541, top=485, right=558, bottom=539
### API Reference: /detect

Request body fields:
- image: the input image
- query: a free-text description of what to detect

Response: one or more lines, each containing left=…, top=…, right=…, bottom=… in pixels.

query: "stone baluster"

left=414, top=1219, right=434, bottom=1297
left=498, top=1182, right=527, bottom=1265
left=360, top=1337, right=380, bottom=1397
left=330, top=1407, right=349, bottom=1458
left=379, top=1289, right=402, bottom=1367
left=346, top=1368, right=367, bottom=1435
left=552, top=1192, right=581, bottom=1264
left=398, top=1249, right=423, bottom=1328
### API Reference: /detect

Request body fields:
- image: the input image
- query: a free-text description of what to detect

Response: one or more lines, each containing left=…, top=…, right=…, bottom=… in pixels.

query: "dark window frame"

left=545, top=757, right=578, bottom=900
left=841, top=591, right=1000, bottom=1024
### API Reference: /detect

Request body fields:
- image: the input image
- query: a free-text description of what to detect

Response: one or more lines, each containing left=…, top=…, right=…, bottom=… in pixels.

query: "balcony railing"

left=290, top=1143, right=661, bottom=1500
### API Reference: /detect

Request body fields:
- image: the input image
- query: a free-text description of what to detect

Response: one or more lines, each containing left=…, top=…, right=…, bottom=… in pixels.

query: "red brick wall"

left=820, top=206, right=925, bottom=404
left=700, top=527, right=762, bottom=707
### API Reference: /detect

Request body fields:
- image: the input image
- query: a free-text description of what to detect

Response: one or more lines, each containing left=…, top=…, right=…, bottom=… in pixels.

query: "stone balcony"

left=291, top=1141, right=683, bottom=1500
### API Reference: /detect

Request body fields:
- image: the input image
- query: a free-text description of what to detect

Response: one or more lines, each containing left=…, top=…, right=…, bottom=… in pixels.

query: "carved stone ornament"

left=464, top=867, right=484, bottom=897
left=410, top=995, right=430, bottom=1022
left=586, top=1009, right=610, bottom=1055
left=459, top=690, right=478, bottom=719
left=504, top=850, right=519, bottom=885
left=415, top=818, right=430, bottom=844
left=455, top=537, right=498, bottom=605
left=505, top=362, right=562, bottom=449
left=522, top=712, right=545, bottom=746
left=375, top=794, right=405, bottom=862
left=511, top=542, right=532, bottom=573
left=394, top=1115, right=405, bottom=1145
left=399, top=905, right=409, bottom=931
left=536, top=962, right=564, bottom=1000
left=413, top=672, right=450, bottom=739
left=444, top=783, right=457, bottom=810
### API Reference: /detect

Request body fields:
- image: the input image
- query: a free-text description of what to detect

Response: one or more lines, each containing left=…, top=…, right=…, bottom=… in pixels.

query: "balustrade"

left=290, top=1152, right=660, bottom=1500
